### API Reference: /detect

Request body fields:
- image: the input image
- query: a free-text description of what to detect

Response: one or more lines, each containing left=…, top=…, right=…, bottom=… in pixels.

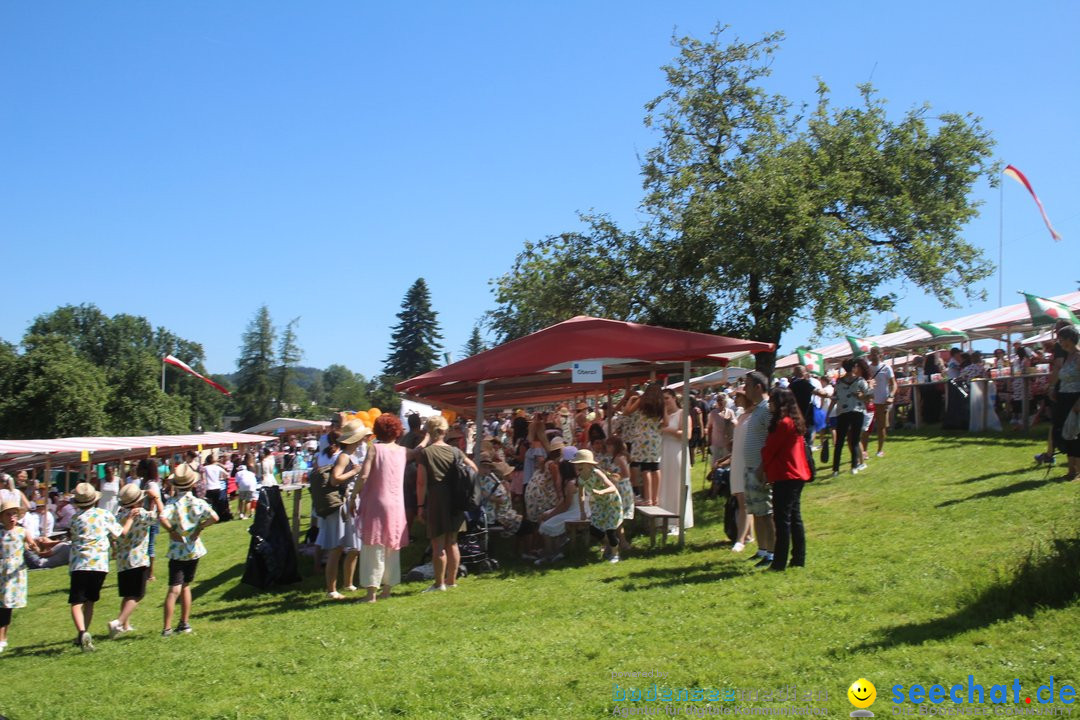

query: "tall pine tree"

left=274, top=317, right=303, bottom=414
left=383, top=278, right=443, bottom=380
left=462, top=324, right=487, bottom=357
left=235, top=305, right=277, bottom=427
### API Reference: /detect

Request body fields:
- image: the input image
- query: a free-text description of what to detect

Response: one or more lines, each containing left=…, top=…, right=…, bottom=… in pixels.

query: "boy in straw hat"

left=108, top=482, right=165, bottom=638
left=160, top=461, right=218, bottom=636
left=1, top=498, right=56, bottom=653
left=68, top=482, right=126, bottom=652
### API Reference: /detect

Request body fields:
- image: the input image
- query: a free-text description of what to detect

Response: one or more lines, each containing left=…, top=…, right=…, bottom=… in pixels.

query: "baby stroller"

left=458, top=509, right=499, bottom=574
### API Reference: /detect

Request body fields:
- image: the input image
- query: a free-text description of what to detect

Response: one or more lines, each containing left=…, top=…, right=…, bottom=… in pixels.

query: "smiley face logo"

left=848, top=679, right=877, bottom=709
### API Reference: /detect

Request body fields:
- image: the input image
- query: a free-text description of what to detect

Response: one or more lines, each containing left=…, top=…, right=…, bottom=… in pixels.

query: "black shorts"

left=117, top=566, right=149, bottom=600
left=635, top=461, right=659, bottom=472
left=516, top=519, right=539, bottom=536
left=167, top=558, right=200, bottom=587
left=69, top=570, right=107, bottom=605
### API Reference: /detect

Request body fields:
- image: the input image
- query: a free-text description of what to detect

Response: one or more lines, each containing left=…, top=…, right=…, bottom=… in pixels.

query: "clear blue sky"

left=2, top=2, right=1077, bottom=377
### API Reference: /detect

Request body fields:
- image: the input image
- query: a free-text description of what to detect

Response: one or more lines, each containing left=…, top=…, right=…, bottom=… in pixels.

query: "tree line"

left=0, top=278, right=485, bottom=439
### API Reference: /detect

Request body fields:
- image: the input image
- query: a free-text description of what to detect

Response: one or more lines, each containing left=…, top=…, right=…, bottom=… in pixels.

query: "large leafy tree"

left=19, top=304, right=219, bottom=434
left=384, top=278, right=443, bottom=380
left=0, top=335, right=109, bottom=438
left=235, top=305, right=277, bottom=428
left=488, top=27, right=995, bottom=374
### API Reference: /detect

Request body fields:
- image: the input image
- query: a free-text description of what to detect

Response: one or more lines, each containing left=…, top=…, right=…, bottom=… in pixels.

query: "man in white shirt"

left=234, top=464, right=260, bottom=519
left=868, top=348, right=898, bottom=458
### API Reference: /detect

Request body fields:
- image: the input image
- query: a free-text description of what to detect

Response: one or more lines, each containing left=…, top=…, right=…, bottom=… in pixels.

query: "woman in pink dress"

left=354, top=414, right=408, bottom=603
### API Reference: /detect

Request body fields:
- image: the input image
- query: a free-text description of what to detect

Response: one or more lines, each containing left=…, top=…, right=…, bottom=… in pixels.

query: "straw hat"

left=477, top=452, right=514, bottom=480
left=338, top=419, right=372, bottom=445
left=169, top=463, right=199, bottom=490
left=0, top=498, right=25, bottom=518
left=72, top=482, right=101, bottom=508
left=548, top=436, right=566, bottom=452
left=569, top=449, right=599, bottom=466
left=118, top=483, right=145, bottom=508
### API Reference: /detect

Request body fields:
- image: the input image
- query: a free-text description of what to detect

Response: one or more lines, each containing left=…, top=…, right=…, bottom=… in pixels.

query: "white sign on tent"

left=571, top=361, right=604, bottom=383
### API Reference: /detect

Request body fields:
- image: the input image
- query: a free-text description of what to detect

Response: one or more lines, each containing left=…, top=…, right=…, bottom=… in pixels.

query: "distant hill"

left=217, top=366, right=324, bottom=393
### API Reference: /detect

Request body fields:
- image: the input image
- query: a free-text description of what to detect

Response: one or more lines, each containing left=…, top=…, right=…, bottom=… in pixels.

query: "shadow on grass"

left=936, top=478, right=1061, bottom=508
left=955, top=466, right=1041, bottom=484
left=848, top=536, right=1080, bottom=652
left=191, top=560, right=247, bottom=601
left=600, top=559, right=747, bottom=591
left=3, top=639, right=76, bottom=659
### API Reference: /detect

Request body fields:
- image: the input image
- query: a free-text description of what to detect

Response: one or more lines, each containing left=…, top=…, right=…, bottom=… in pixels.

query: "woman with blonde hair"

left=417, top=415, right=477, bottom=592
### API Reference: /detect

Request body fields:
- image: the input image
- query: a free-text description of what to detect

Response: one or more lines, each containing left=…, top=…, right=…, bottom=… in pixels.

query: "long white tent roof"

left=776, top=291, right=1080, bottom=369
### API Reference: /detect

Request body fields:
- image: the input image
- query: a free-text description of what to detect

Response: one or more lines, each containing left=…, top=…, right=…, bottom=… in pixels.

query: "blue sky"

left=2, top=2, right=1077, bottom=378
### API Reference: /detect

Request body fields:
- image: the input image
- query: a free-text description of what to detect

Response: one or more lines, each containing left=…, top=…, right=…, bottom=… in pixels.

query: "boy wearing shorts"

left=109, top=483, right=164, bottom=638
left=161, top=463, right=218, bottom=637
left=68, top=482, right=125, bottom=652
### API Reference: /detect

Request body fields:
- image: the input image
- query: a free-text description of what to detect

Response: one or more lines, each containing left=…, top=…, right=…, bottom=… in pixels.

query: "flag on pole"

left=163, top=355, right=232, bottom=396
left=1021, top=293, right=1080, bottom=327
left=845, top=336, right=879, bottom=358
left=796, top=347, right=826, bottom=375
left=916, top=322, right=969, bottom=341
left=1003, top=165, right=1062, bottom=241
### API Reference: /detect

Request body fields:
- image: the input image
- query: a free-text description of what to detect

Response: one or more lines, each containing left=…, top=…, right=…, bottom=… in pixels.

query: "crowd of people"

left=1, top=322, right=1077, bottom=654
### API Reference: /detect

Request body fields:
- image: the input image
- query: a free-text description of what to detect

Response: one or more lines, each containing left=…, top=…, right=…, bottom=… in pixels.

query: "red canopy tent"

left=396, top=316, right=776, bottom=408
left=396, top=316, right=776, bottom=547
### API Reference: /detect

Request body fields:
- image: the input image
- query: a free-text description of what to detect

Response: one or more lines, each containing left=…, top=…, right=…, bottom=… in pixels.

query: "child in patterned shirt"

left=108, top=483, right=165, bottom=638
left=67, top=482, right=126, bottom=652
left=1, top=499, right=57, bottom=653
left=160, top=463, right=218, bottom=636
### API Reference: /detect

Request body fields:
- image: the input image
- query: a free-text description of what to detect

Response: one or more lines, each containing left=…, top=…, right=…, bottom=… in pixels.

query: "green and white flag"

left=845, top=336, right=879, bottom=358
left=796, top=348, right=825, bottom=375
left=1022, top=293, right=1079, bottom=327
left=916, top=322, right=969, bottom=341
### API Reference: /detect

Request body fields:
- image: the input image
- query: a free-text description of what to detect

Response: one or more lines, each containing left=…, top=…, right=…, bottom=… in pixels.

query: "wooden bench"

left=563, top=520, right=592, bottom=556
left=635, top=505, right=679, bottom=547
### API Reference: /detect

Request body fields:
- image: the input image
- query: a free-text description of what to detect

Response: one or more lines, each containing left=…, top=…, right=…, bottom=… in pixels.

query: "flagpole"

left=998, top=176, right=1004, bottom=307
left=161, top=360, right=166, bottom=393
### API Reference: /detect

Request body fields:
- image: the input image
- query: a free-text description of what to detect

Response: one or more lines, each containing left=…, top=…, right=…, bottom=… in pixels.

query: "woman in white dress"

left=727, top=391, right=753, bottom=551
left=659, top=389, right=693, bottom=531
left=97, top=465, right=120, bottom=515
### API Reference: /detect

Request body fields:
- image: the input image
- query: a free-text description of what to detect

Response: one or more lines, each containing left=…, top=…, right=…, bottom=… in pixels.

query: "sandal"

left=326, top=591, right=345, bottom=600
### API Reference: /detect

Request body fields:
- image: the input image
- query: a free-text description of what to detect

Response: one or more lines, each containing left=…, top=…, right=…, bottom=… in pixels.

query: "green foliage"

left=462, top=325, right=488, bottom=357
left=3, top=432, right=1077, bottom=718
left=366, top=373, right=402, bottom=414
left=883, top=315, right=911, bottom=335
left=489, top=27, right=996, bottom=375
left=274, top=317, right=304, bottom=415
left=234, top=305, right=277, bottom=428
left=384, top=278, right=443, bottom=380
left=325, top=364, right=370, bottom=411
left=0, top=335, right=109, bottom=438
left=3, top=304, right=223, bottom=436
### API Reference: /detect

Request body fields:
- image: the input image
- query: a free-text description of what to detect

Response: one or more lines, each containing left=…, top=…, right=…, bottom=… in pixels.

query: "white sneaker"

left=732, top=542, right=745, bottom=553
left=609, top=555, right=620, bottom=564
left=876, top=451, right=885, bottom=458
left=855, top=463, right=868, bottom=472
left=421, top=584, right=447, bottom=593
left=0, top=640, right=7, bottom=653
left=108, top=619, right=124, bottom=639
left=851, top=467, right=859, bottom=475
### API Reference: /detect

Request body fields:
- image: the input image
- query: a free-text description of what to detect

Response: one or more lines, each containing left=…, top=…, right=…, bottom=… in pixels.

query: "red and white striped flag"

left=1003, top=164, right=1062, bottom=241
left=163, top=355, right=232, bottom=396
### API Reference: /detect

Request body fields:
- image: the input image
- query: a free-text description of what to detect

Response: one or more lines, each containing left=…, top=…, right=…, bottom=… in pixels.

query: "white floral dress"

left=629, top=412, right=663, bottom=463
left=1, top=526, right=28, bottom=609
left=578, top=468, right=622, bottom=531
left=598, top=453, right=635, bottom=520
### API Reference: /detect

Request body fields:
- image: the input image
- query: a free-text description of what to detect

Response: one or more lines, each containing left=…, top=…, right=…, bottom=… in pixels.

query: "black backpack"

left=447, top=449, right=484, bottom=515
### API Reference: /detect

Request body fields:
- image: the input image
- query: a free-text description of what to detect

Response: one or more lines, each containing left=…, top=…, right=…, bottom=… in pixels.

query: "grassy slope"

left=3, top=431, right=1078, bottom=719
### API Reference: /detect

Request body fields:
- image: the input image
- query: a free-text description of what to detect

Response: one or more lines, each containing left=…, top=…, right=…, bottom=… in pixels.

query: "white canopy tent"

left=240, top=418, right=330, bottom=435
left=775, top=291, right=1080, bottom=369
left=666, top=367, right=751, bottom=390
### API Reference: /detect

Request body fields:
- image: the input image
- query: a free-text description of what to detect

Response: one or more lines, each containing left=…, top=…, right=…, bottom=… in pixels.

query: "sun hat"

left=118, top=483, right=145, bottom=508
left=0, top=498, right=25, bottom=518
left=169, top=463, right=199, bottom=490
left=72, top=482, right=101, bottom=508
left=548, top=436, right=566, bottom=451
left=569, top=449, right=599, bottom=466
left=338, top=419, right=372, bottom=445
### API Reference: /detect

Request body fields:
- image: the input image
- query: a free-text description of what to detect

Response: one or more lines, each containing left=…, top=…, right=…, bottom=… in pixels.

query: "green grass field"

left=3, top=431, right=1078, bottom=719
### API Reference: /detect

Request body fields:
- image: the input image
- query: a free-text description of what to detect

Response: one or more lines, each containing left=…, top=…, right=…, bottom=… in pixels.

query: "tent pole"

left=474, top=382, right=486, bottom=461
left=44, top=458, right=52, bottom=493
left=606, top=384, right=613, bottom=437
left=679, top=361, right=690, bottom=549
